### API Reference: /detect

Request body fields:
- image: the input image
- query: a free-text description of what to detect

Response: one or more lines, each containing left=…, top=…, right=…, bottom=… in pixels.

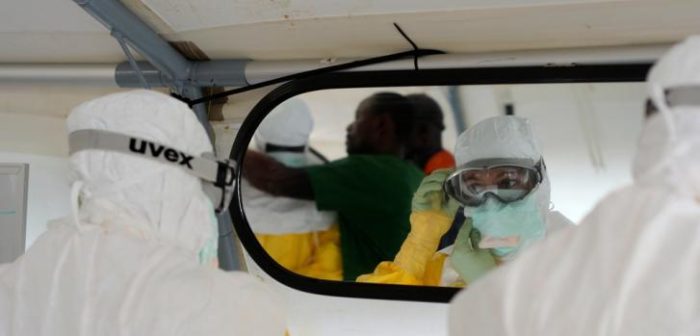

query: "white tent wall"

left=0, top=87, right=126, bottom=249
left=0, top=150, right=70, bottom=250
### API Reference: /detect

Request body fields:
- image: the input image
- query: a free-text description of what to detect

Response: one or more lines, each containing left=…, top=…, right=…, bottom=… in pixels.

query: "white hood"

left=634, top=36, right=700, bottom=196
left=66, top=89, right=216, bottom=259
left=254, top=98, right=313, bottom=150
left=454, top=116, right=552, bottom=220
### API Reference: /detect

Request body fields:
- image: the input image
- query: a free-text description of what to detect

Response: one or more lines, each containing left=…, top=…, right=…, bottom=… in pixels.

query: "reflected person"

left=244, top=92, right=423, bottom=280
left=405, top=93, right=456, bottom=174
left=359, top=116, right=572, bottom=286
left=242, top=98, right=342, bottom=280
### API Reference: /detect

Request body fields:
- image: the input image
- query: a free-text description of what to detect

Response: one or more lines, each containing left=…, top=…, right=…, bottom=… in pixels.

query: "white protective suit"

left=243, top=98, right=335, bottom=234
left=0, top=90, right=286, bottom=336
left=241, top=99, right=342, bottom=280
left=449, top=36, right=700, bottom=336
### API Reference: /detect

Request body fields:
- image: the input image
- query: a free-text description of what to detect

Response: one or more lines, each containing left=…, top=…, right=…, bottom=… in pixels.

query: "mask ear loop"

left=70, top=180, right=88, bottom=232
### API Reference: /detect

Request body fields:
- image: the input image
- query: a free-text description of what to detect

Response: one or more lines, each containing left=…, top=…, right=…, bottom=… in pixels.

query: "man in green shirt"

left=244, top=92, right=424, bottom=280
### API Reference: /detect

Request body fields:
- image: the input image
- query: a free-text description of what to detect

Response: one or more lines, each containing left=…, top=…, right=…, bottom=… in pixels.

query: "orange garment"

left=423, top=149, right=456, bottom=174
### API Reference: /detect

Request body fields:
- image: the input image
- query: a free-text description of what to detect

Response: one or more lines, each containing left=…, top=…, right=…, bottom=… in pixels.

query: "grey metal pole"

left=185, top=86, right=216, bottom=143
left=446, top=86, right=468, bottom=134
left=186, top=86, right=242, bottom=271
left=214, top=210, right=243, bottom=271
left=115, top=60, right=249, bottom=88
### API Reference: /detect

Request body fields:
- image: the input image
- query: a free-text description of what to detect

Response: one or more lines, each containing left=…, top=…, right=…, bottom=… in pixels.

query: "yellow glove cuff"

left=393, top=210, right=454, bottom=279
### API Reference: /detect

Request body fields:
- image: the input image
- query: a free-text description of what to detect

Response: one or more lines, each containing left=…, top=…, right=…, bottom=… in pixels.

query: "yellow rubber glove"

left=358, top=170, right=460, bottom=284
left=356, top=211, right=453, bottom=285
left=393, top=169, right=459, bottom=279
left=392, top=211, right=453, bottom=280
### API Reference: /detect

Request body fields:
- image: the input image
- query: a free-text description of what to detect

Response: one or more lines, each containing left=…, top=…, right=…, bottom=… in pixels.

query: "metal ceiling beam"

left=115, top=61, right=249, bottom=88
left=0, top=44, right=669, bottom=87
left=0, top=64, right=117, bottom=86
left=74, top=0, right=191, bottom=87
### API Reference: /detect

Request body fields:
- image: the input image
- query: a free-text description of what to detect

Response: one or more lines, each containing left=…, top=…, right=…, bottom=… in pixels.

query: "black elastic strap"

left=308, top=146, right=330, bottom=164
left=187, top=48, right=444, bottom=106
left=265, top=143, right=305, bottom=153
left=438, top=208, right=466, bottom=250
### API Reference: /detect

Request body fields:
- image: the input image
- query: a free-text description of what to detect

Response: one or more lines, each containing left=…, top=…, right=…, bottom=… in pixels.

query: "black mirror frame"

left=227, top=64, right=652, bottom=303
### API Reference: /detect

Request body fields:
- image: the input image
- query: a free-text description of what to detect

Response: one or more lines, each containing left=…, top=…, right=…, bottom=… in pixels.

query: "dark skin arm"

left=242, top=150, right=314, bottom=200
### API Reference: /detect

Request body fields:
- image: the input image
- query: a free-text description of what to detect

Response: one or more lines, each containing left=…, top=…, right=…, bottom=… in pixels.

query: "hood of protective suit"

left=244, top=97, right=336, bottom=234
left=634, top=36, right=700, bottom=196
left=254, top=98, right=313, bottom=151
left=66, top=90, right=216, bottom=259
left=455, top=116, right=551, bottom=217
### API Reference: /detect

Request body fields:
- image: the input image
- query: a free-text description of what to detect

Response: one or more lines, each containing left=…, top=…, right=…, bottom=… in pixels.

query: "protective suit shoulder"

left=545, top=210, right=574, bottom=233
left=449, top=184, right=680, bottom=335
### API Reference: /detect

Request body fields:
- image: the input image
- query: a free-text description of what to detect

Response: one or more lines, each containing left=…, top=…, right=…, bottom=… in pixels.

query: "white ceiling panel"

left=142, top=0, right=599, bottom=32
left=0, top=0, right=105, bottom=33
left=0, top=0, right=124, bottom=63
left=0, top=0, right=698, bottom=63
left=165, top=0, right=700, bottom=60
left=0, top=33, right=125, bottom=63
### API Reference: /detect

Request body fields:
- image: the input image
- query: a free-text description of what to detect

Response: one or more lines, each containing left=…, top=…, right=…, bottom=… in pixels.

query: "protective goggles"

left=443, top=158, right=544, bottom=207
left=68, top=129, right=236, bottom=213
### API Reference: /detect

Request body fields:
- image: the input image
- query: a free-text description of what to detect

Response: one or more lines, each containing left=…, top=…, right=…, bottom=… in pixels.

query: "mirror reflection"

left=241, top=83, right=646, bottom=286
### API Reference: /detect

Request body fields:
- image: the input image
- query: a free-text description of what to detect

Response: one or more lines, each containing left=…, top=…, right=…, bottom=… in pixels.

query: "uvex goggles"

left=68, top=129, right=236, bottom=213
left=443, top=158, right=544, bottom=207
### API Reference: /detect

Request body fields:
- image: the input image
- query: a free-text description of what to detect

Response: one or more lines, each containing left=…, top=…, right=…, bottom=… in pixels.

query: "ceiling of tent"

left=0, top=0, right=699, bottom=63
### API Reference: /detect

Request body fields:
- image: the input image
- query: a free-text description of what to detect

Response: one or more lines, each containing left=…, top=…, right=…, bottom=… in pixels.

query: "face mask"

left=268, top=151, right=308, bottom=168
left=467, top=195, right=545, bottom=259
left=450, top=219, right=498, bottom=284
left=198, top=200, right=220, bottom=266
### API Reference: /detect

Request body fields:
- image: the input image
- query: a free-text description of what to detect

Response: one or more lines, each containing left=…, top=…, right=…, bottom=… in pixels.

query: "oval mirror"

left=229, top=66, right=650, bottom=301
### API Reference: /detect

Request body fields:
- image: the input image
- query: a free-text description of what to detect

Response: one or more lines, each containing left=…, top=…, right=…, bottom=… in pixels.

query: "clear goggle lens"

left=444, top=160, right=542, bottom=206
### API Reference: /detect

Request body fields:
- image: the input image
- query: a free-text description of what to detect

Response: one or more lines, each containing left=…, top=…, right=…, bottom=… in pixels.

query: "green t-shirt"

left=305, top=155, right=424, bottom=280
